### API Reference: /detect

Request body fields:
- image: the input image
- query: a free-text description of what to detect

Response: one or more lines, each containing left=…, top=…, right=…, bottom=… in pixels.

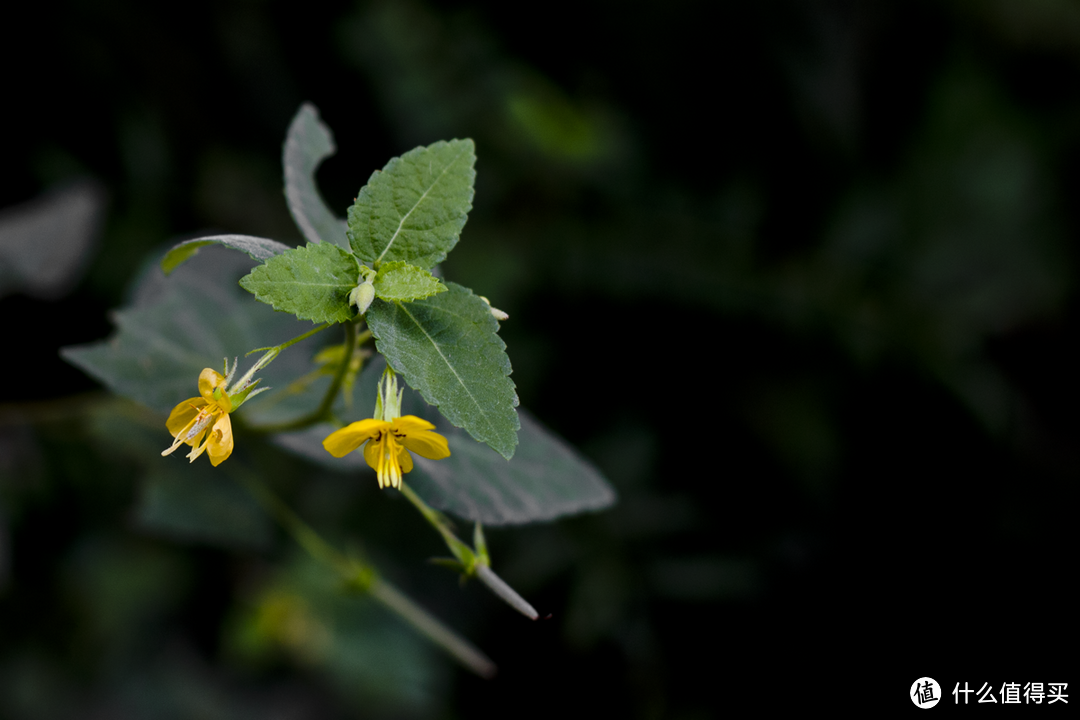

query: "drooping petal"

left=362, top=434, right=384, bottom=474
left=323, top=419, right=388, bottom=458
left=163, top=398, right=210, bottom=457
left=166, top=397, right=206, bottom=436
left=198, top=368, right=232, bottom=412
left=395, top=416, right=450, bottom=460
left=400, top=430, right=450, bottom=460
left=206, top=414, right=234, bottom=467
left=396, top=446, right=414, bottom=474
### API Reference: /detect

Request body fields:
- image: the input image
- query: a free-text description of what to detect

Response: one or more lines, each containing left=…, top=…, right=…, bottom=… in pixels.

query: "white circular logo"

left=911, top=677, right=941, bottom=709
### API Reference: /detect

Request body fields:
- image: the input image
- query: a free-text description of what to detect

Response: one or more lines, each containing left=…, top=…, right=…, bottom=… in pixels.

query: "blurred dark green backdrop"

left=1, top=0, right=1076, bottom=716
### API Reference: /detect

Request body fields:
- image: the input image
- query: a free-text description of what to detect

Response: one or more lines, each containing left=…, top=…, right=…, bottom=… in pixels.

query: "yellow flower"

left=323, top=415, right=450, bottom=489
left=321, top=366, right=449, bottom=489
left=161, top=368, right=235, bottom=466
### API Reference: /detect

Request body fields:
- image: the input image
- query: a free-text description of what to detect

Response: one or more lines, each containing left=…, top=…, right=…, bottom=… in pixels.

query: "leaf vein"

left=397, top=301, right=499, bottom=436
left=375, top=144, right=470, bottom=265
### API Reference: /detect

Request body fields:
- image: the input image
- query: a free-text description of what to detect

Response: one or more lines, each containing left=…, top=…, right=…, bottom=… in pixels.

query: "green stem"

left=399, top=481, right=539, bottom=620
left=236, top=323, right=333, bottom=390
left=369, top=580, right=496, bottom=679
left=399, top=482, right=471, bottom=561
left=250, top=321, right=360, bottom=433
left=236, top=471, right=495, bottom=678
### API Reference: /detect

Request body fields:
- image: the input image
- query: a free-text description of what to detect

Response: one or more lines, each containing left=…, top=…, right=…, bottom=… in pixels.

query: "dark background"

left=1, top=0, right=1076, bottom=715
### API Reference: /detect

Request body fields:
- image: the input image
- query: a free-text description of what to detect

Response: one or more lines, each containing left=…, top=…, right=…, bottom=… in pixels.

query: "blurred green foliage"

left=2, top=0, right=1078, bottom=716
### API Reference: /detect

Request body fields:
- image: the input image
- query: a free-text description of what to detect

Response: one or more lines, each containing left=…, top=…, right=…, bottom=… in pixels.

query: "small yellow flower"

left=323, top=415, right=450, bottom=489
left=161, top=368, right=235, bottom=466
left=321, top=366, right=450, bottom=489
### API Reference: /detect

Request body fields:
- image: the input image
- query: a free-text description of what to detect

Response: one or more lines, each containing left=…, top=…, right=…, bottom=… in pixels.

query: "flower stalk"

left=236, top=470, right=496, bottom=678
left=399, top=481, right=539, bottom=620
left=249, top=321, right=362, bottom=434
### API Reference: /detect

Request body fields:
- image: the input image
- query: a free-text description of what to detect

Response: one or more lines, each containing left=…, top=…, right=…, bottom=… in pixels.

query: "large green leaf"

left=62, top=246, right=329, bottom=414
left=347, top=139, right=475, bottom=269
left=408, top=410, right=615, bottom=525
left=271, top=359, right=615, bottom=525
left=239, top=242, right=358, bottom=324
left=226, top=553, right=445, bottom=712
left=160, top=234, right=291, bottom=275
left=366, top=283, right=519, bottom=458
left=372, top=261, right=445, bottom=302
left=283, top=103, right=349, bottom=248
left=85, top=400, right=270, bottom=553
left=135, top=463, right=273, bottom=549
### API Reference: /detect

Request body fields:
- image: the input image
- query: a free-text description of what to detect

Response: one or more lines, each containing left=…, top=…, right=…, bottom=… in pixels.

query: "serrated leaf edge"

left=373, top=141, right=474, bottom=266
left=393, top=296, right=519, bottom=458
left=373, top=261, right=447, bottom=303
left=238, top=244, right=358, bottom=324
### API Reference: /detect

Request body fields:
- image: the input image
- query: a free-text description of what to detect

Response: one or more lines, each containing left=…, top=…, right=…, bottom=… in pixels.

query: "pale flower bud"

left=349, top=281, right=376, bottom=315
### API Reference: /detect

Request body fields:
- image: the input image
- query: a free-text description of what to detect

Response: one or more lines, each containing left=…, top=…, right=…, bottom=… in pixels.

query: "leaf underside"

left=160, top=235, right=292, bottom=276
left=62, top=247, right=321, bottom=413
left=282, top=103, right=349, bottom=248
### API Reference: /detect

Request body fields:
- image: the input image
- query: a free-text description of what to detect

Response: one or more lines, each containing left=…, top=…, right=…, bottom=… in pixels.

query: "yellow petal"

left=393, top=415, right=436, bottom=432
left=198, top=368, right=231, bottom=412
left=397, top=423, right=450, bottom=460
left=397, top=447, right=414, bottom=474
left=206, top=414, right=234, bottom=467
left=166, top=397, right=206, bottom=436
left=324, top=419, right=388, bottom=458
left=362, top=435, right=383, bottom=474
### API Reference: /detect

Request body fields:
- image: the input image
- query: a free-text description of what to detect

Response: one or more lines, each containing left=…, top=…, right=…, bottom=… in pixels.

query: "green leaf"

left=347, top=139, right=475, bottom=269
left=407, top=409, right=615, bottom=524
left=283, top=103, right=349, bottom=248
left=62, top=246, right=330, bottom=414
left=135, top=464, right=273, bottom=550
left=239, top=242, right=358, bottom=324
left=366, top=283, right=519, bottom=459
left=226, top=553, right=445, bottom=712
left=271, top=360, right=615, bottom=525
left=372, top=261, right=446, bottom=302
left=160, top=234, right=291, bottom=276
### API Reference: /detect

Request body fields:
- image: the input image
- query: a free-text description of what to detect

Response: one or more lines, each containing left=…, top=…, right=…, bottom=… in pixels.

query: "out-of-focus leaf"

left=272, top=359, right=614, bottom=525
left=0, top=179, right=105, bottom=299
left=372, top=261, right=445, bottom=302
left=160, top=234, right=291, bottom=276
left=225, top=552, right=445, bottom=713
left=239, top=242, right=358, bottom=324
left=347, top=139, right=475, bottom=269
left=61, top=247, right=326, bottom=414
left=85, top=398, right=274, bottom=552
left=367, top=283, right=519, bottom=459
left=134, top=463, right=272, bottom=550
left=408, top=409, right=615, bottom=525
left=283, top=103, right=349, bottom=248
